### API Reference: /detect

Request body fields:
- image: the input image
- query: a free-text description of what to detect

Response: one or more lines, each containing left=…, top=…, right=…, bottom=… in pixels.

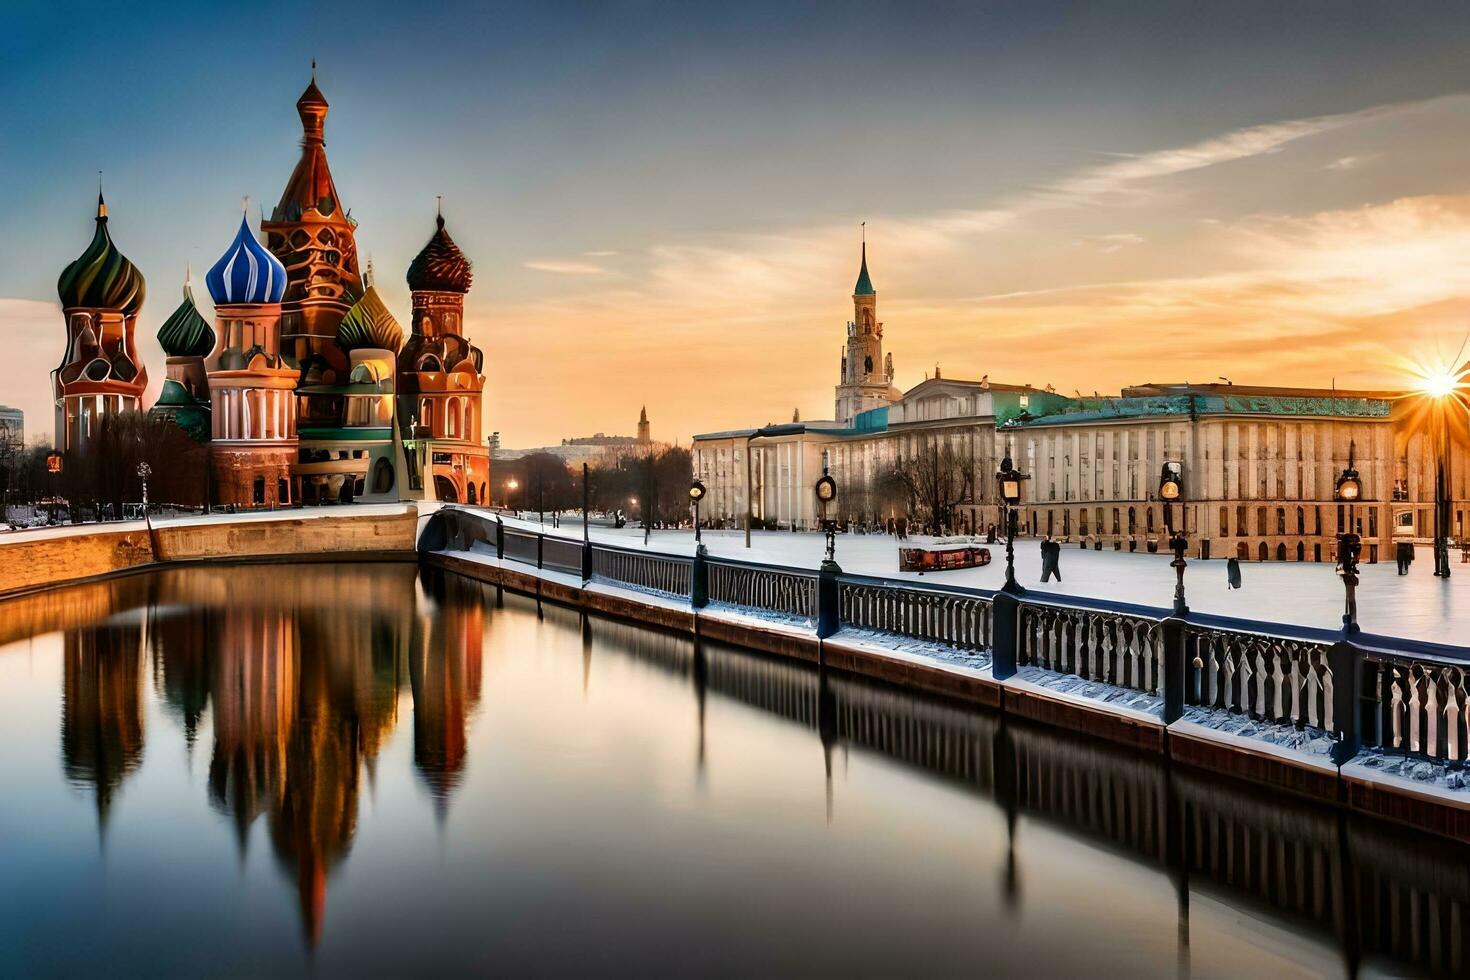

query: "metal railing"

left=706, top=558, right=817, bottom=623
left=838, top=574, right=992, bottom=652
left=424, top=506, right=1470, bottom=767
left=591, top=544, right=692, bottom=599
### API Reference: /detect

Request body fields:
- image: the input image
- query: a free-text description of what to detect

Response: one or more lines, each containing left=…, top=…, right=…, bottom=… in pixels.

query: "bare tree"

left=885, top=437, right=972, bottom=533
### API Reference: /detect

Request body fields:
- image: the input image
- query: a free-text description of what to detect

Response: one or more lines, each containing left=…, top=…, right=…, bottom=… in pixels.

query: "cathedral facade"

left=56, top=70, right=492, bottom=508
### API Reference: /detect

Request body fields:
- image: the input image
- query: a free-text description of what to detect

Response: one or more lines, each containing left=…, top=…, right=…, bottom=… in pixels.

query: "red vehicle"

left=898, top=538, right=992, bottom=573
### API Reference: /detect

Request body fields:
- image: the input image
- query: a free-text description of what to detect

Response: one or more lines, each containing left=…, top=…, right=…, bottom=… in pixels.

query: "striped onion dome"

left=156, top=272, right=215, bottom=358
left=205, top=213, right=287, bottom=305
left=406, top=213, right=472, bottom=294
left=337, top=282, right=403, bottom=352
left=57, top=193, right=146, bottom=317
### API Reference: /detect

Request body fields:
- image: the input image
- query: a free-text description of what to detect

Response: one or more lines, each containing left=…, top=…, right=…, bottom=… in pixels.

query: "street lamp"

left=45, top=451, right=63, bottom=525
left=136, top=461, right=152, bottom=519
left=689, top=478, right=707, bottom=547
left=815, top=455, right=839, bottom=571
left=996, top=455, right=1025, bottom=595
left=1334, top=451, right=1363, bottom=633
left=1159, top=462, right=1187, bottom=615
left=505, top=477, right=519, bottom=511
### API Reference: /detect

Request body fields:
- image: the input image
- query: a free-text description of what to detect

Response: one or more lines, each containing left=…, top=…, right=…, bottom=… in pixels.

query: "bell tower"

left=835, top=234, right=893, bottom=423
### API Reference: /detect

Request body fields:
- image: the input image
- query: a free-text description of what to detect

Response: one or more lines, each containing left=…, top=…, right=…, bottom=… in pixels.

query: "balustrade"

left=1186, top=627, right=1335, bottom=731
left=1365, top=654, right=1470, bottom=763
left=541, top=536, right=584, bottom=575
left=590, top=546, right=692, bottom=598
left=706, top=560, right=817, bottom=623
left=838, top=579, right=991, bottom=651
left=1018, top=603, right=1164, bottom=696
left=502, top=529, right=539, bottom=566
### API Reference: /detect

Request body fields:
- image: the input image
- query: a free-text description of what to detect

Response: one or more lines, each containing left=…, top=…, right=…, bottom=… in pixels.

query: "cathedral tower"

left=262, top=67, right=362, bottom=380
left=204, top=212, right=298, bottom=507
left=396, top=206, right=489, bottom=503
left=53, top=191, right=148, bottom=451
left=834, top=239, right=896, bottom=423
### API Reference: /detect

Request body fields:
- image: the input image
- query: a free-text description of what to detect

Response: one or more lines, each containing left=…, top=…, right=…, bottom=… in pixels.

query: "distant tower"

left=203, top=211, right=297, bottom=508
left=637, top=406, right=650, bottom=444
left=262, top=66, right=362, bottom=379
left=53, top=190, right=148, bottom=452
left=834, top=234, right=894, bottom=423
left=396, top=204, right=489, bottom=503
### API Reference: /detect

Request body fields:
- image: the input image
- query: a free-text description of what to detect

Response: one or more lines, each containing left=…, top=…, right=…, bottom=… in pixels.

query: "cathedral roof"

left=156, top=272, right=215, bottom=358
left=57, top=193, right=146, bottom=317
left=206, top=213, right=288, bottom=305
left=853, top=242, right=875, bottom=296
left=407, top=213, right=473, bottom=294
left=271, top=72, right=346, bottom=223
left=337, top=282, right=403, bottom=352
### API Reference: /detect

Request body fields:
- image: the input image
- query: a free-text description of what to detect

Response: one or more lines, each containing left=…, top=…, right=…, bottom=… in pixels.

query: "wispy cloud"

left=524, top=259, right=608, bottom=275
left=1075, top=233, right=1145, bottom=253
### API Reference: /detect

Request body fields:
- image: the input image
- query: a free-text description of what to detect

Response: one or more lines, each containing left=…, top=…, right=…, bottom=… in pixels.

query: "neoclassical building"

left=395, top=207, right=490, bottom=504
left=53, top=192, right=148, bottom=452
left=694, top=242, right=1466, bottom=562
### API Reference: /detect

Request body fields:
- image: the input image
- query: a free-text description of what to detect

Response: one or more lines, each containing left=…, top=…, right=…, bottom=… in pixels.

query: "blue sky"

left=5, top=1, right=1470, bottom=443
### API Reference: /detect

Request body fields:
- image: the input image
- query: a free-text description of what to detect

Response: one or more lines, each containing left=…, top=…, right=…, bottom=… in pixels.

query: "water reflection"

left=5, top=564, right=1470, bottom=973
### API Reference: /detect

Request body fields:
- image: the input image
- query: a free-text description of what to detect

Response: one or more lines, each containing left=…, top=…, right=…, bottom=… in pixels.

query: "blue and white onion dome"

left=205, top=212, right=287, bottom=305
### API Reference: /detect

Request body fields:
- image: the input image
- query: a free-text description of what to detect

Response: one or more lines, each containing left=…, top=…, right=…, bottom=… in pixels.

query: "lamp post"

left=46, top=451, right=63, bottom=525
left=814, top=461, right=838, bottom=572
left=137, top=461, right=152, bottom=519
left=1435, top=427, right=1452, bottom=579
left=996, top=455, right=1025, bottom=595
left=505, top=477, right=519, bottom=513
left=1159, top=461, right=1187, bottom=615
left=1335, top=450, right=1363, bottom=633
left=689, top=478, right=707, bottom=548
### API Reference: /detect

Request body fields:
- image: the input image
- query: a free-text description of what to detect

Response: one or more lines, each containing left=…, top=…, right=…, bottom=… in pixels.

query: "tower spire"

left=853, top=225, right=874, bottom=297
left=97, top=172, right=106, bottom=219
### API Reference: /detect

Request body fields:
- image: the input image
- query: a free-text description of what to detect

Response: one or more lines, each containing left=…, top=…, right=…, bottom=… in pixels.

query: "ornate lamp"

left=996, top=455, right=1025, bottom=595
left=1159, top=462, right=1187, bottom=615
left=689, top=478, right=707, bottom=545
left=1334, top=449, right=1362, bottom=633
left=815, top=454, right=839, bottom=570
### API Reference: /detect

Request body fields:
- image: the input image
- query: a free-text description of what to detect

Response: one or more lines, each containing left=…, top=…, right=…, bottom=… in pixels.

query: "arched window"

left=467, top=482, right=477, bottom=504
left=371, top=458, right=395, bottom=495
left=1258, top=541, right=1269, bottom=561
left=1276, top=542, right=1287, bottom=561
left=1127, top=507, right=1136, bottom=533
left=446, top=399, right=459, bottom=437
left=1220, top=506, right=1229, bottom=536
left=1296, top=542, right=1305, bottom=561
left=1296, top=506, right=1306, bottom=535
left=1276, top=507, right=1286, bottom=535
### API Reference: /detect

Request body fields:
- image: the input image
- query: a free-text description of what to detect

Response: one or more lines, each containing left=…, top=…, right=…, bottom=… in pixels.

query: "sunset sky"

left=6, top=1, right=1470, bottom=446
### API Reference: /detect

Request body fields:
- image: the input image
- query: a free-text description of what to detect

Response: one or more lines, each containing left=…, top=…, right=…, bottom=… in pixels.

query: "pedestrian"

left=1396, top=541, right=1413, bottom=575
left=1040, top=536, right=1061, bottom=582
left=1226, top=556, right=1242, bottom=590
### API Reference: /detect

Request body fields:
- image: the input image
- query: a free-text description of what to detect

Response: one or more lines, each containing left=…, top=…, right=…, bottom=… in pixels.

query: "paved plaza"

left=509, top=515, right=1470, bottom=645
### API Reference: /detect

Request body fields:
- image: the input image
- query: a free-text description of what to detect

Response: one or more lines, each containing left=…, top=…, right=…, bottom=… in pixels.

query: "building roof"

left=57, top=193, right=146, bottom=317
left=853, top=242, right=875, bottom=296
left=692, top=420, right=860, bottom=441
left=407, top=212, right=473, bottom=294
left=156, top=273, right=215, bottom=358
left=1123, top=381, right=1400, bottom=399
left=271, top=74, right=344, bottom=222
left=206, top=213, right=287, bottom=305
left=1009, top=391, right=1392, bottom=428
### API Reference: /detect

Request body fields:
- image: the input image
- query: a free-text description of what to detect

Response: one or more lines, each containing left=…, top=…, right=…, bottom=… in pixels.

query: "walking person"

left=1226, top=555, right=1242, bottom=590
left=1396, top=540, right=1413, bottom=575
left=1040, top=536, right=1062, bottom=583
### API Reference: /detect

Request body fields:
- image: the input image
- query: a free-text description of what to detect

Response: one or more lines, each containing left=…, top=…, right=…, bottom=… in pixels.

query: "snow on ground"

left=493, top=513, right=1470, bottom=646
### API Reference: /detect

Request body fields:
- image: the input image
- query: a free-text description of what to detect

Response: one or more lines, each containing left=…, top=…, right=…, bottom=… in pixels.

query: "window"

left=1220, top=507, right=1229, bottom=536
left=253, top=476, right=266, bottom=505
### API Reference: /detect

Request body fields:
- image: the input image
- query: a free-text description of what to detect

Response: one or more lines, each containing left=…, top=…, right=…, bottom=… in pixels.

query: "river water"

left=0, top=562, right=1463, bottom=977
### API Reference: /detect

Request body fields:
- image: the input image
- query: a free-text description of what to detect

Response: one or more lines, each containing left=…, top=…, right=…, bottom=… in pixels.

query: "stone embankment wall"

left=0, top=507, right=418, bottom=597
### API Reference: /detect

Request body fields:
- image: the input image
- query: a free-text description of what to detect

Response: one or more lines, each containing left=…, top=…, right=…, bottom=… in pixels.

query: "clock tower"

left=834, top=240, right=895, bottom=423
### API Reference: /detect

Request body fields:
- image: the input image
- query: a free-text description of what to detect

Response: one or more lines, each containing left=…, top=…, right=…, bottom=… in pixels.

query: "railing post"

left=582, top=540, right=593, bottom=583
left=691, top=546, right=709, bottom=609
left=495, top=517, right=504, bottom=560
left=1329, top=637, right=1363, bottom=766
left=991, top=592, right=1019, bottom=680
left=1161, top=616, right=1187, bottom=725
left=536, top=532, right=544, bottom=571
left=816, top=564, right=840, bottom=639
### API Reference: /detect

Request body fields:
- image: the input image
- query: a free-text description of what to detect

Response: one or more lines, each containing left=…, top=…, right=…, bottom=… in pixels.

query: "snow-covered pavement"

left=493, top=513, right=1470, bottom=645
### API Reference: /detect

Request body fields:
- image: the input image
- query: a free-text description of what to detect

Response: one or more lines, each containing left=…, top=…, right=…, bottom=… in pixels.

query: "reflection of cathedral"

left=61, top=621, right=146, bottom=827
left=56, top=69, right=490, bottom=506
left=51, top=564, right=490, bottom=948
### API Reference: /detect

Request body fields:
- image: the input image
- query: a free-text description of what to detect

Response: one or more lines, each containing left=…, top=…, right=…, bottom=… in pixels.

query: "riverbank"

left=422, top=511, right=1470, bottom=846
left=0, top=503, right=418, bottom=598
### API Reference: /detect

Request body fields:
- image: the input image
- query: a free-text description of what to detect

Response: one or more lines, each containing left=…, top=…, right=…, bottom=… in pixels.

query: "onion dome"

left=156, top=271, right=215, bottom=358
left=407, top=212, right=473, bottom=294
left=57, top=193, right=146, bottom=317
left=337, top=282, right=403, bottom=352
left=206, top=213, right=287, bottom=305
